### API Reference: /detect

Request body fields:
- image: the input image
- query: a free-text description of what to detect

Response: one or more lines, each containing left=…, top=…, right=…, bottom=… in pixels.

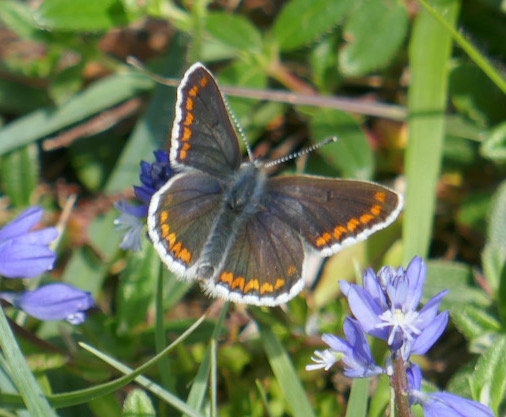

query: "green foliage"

left=0, top=0, right=505, bottom=415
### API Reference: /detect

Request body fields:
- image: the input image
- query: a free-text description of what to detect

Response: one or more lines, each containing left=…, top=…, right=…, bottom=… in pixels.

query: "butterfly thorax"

left=196, top=162, right=267, bottom=280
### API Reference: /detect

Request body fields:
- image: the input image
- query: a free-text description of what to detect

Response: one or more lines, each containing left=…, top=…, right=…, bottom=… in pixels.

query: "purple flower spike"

left=341, top=257, right=449, bottom=359
left=0, top=283, right=95, bottom=324
left=134, top=150, right=173, bottom=204
left=407, top=364, right=493, bottom=417
left=307, top=318, right=385, bottom=378
left=0, top=207, right=58, bottom=278
left=114, top=150, right=173, bottom=252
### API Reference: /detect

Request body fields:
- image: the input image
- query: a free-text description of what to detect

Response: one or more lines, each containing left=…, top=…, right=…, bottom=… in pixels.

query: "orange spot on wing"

left=171, top=242, right=182, bottom=257
left=333, top=225, right=347, bottom=239
left=316, top=232, right=332, bottom=247
left=375, top=192, right=386, bottom=203
left=244, top=279, right=259, bottom=293
left=232, top=277, right=245, bottom=291
left=182, top=126, right=192, bottom=141
left=370, top=205, right=382, bottom=216
left=219, top=272, right=233, bottom=285
left=179, top=248, right=191, bottom=264
left=260, top=283, right=274, bottom=294
left=198, top=76, right=209, bottom=87
left=159, top=211, right=168, bottom=223
left=179, top=143, right=191, bottom=159
left=189, top=86, right=198, bottom=96
left=287, top=265, right=296, bottom=275
left=360, top=213, right=374, bottom=224
left=184, top=112, right=194, bottom=126
left=347, top=218, right=360, bottom=232
left=275, top=278, right=285, bottom=290
left=160, top=224, right=170, bottom=238
left=166, top=233, right=176, bottom=249
left=186, top=97, right=194, bottom=111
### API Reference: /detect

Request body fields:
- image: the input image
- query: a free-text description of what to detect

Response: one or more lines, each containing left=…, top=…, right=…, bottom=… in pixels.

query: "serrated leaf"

left=206, top=12, right=262, bottom=51
left=309, top=108, right=373, bottom=179
left=469, top=335, right=506, bottom=414
left=339, top=0, right=409, bottom=76
left=425, top=261, right=491, bottom=309
left=35, top=0, right=130, bottom=31
left=0, top=144, right=39, bottom=206
left=122, top=389, right=156, bottom=417
left=451, top=304, right=501, bottom=341
left=481, top=121, right=506, bottom=162
left=272, top=0, right=354, bottom=51
left=482, top=244, right=506, bottom=294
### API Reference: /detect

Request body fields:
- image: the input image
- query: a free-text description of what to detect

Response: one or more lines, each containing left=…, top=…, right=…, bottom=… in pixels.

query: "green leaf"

left=309, top=108, right=373, bottom=180
left=0, top=0, right=41, bottom=39
left=487, top=180, right=506, bottom=249
left=117, top=246, right=159, bottom=335
left=122, top=389, right=156, bottom=417
left=482, top=243, right=506, bottom=295
left=425, top=261, right=491, bottom=309
left=0, top=79, right=50, bottom=114
left=345, top=378, right=368, bottom=417
left=451, top=304, right=501, bottom=341
left=469, top=335, right=506, bottom=414
left=0, top=72, right=154, bottom=156
left=271, top=0, right=354, bottom=51
left=0, top=308, right=57, bottom=417
left=402, top=0, right=459, bottom=264
left=481, top=121, right=506, bottom=162
left=35, top=0, right=130, bottom=31
left=0, top=144, right=39, bottom=206
left=449, top=64, right=506, bottom=127
left=339, top=0, right=409, bottom=76
left=258, top=324, right=316, bottom=417
left=206, top=12, right=262, bottom=51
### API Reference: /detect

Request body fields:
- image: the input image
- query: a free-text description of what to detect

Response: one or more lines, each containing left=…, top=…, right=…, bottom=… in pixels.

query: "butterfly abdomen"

left=196, top=163, right=267, bottom=280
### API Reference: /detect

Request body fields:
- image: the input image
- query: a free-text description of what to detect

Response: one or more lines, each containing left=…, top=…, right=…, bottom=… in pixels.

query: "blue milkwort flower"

left=0, top=206, right=58, bottom=278
left=114, top=150, right=173, bottom=251
left=307, top=256, right=493, bottom=416
left=306, top=317, right=385, bottom=378
left=0, top=283, right=94, bottom=325
left=339, top=256, right=449, bottom=359
left=407, top=364, right=493, bottom=417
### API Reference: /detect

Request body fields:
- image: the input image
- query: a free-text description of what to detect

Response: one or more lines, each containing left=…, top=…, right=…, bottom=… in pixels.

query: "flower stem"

left=391, top=355, right=413, bottom=417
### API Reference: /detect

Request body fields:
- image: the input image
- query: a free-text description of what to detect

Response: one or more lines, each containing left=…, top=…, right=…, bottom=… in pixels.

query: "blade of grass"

left=0, top=308, right=57, bottom=417
left=0, top=313, right=207, bottom=410
left=184, top=301, right=229, bottom=416
left=417, top=0, right=506, bottom=94
left=82, top=343, right=205, bottom=417
left=258, top=324, right=316, bottom=417
left=344, top=378, right=368, bottom=417
left=155, top=263, right=173, bottom=392
left=402, top=0, right=459, bottom=264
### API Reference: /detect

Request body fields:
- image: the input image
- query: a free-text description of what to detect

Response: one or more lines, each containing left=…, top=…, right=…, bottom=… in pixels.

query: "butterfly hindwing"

left=148, top=171, right=224, bottom=277
left=204, top=209, right=305, bottom=306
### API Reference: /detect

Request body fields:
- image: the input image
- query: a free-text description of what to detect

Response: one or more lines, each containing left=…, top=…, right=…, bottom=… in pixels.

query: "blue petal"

left=0, top=240, right=57, bottom=278
left=14, top=283, right=94, bottom=323
left=405, top=256, right=426, bottom=311
left=410, top=311, right=449, bottom=356
left=0, top=207, right=43, bottom=241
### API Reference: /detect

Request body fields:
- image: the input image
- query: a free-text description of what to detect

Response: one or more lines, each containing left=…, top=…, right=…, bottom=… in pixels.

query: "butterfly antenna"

left=126, top=56, right=180, bottom=87
left=224, top=97, right=255, bottom=162
left=264, top=136, right=338, bottom=168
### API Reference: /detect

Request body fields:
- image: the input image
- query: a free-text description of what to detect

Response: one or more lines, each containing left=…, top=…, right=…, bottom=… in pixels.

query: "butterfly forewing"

left=170, top=63, right=242, bottom=176
left=266, top=175, right=402, bottom=256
